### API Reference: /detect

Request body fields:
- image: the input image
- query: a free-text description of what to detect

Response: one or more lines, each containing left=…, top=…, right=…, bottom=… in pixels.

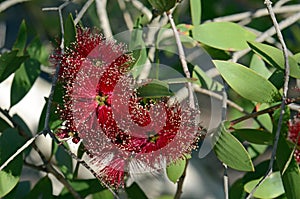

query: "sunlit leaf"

left=92, top=189, right=113, bottom=199
left=244, top=172, right=285, bottom=198
left=190, top=0, right=201, bottom=25
left=250, top=54, right=272, bottom=79
left=213, top=122, right=254, bottom=171
left=248, top=41, right=300, bottom=78
left=166, top=157, right=186, bottom=183
left=193, top=22, right=256, bottom=51
left=214, top=60, right=281, bottom=103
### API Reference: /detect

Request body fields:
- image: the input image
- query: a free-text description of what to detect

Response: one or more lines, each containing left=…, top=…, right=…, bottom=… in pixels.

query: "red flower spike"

left=55, top=26, right=201, bottom=189
left=288, top=115, right=300, bottom=163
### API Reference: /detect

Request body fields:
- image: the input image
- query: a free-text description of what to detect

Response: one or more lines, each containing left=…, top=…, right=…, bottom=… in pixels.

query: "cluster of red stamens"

left=52, top=26, right=200, bottom=188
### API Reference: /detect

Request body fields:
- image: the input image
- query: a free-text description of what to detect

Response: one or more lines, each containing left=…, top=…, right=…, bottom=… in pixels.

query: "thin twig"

left=246, top=1, right=291, bottom=198
left=231, top=11, right=300, bottom=62
left=167, top=11, right=195, bottom=109
left=95, top=0, right=112, bottom=38
left=0, top=0, right=30, bottom=13
left=193, top=85, right=244, bottom=112
left=74, top=0, right=95, bottom=25
left=117, top=0, right=134, bottom=29
left=124, top=0, right=152, bottom=21
left=0, top=109, right=82, bottom=199
left=221, top=83, right=229, bottom=199
left=205, top=4, right=300, bottom=23
left=0, top=133, right=42, bottom=171
left=174, top=159, right=189, bottom=199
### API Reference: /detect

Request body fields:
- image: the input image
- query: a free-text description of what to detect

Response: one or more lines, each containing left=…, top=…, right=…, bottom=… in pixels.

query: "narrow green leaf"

left=10, top=58, right=41, bottom=107
left=192, top=64, right=223, bottom=90
left=190, top=0, right=201, bottom=25
left=213, top=122, right=254, bottom=171
left=13, top=20, right=27, bottom=56
left=92, top=189, right=113, bottom=199
left=276, top=135, right=300, bottom=199
left=126, top=182, right=147, bottom=199
left=24, top=176, right=53, bottom=199
left=214, top=60, right=281, bottom=103
left=148, top=0, right=176, bottom=13
left=60, top=179, right=105, bottom=198
left=64, top=14, right=76, bottom=47
left=229, top=178, right=246, bottom=199
left=0, top=129, right=25, bottom=198
left=292, top=52, right=300, bottom=64
left=12, top=114, right=32, bottom=138
left=193, top=22, right=256, bottom=51
left=244, top=171, right=285, bottom=198
left=268, top=69, right=284, bottom=89
left=232, top=129, right=273, bottom=145
left=248, top=41, right=300, bottom=78
left=0, top=51, right=28, bottom=83
left=0, top=117, right=11, bottom=132
left=137, top=79, right=174, bottom=98
left=250, top=54, right=272, bottom=79
left=27, top=37, right=42, bottom=61
left=55, top=146, right=73, bottom=177
left=166, top=158, right=186, bottom=183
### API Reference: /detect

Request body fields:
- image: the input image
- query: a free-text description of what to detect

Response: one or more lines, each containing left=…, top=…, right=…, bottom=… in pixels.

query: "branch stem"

left=167, top=11, right=195, bottom=109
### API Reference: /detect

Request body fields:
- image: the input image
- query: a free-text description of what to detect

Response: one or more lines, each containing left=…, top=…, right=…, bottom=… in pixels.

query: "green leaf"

left=190, top=0, right=201, bottom=25
left=166, top=158, right=186, bottom=183
left=229, top=178, right=246, bottom=199
left=10, top=58, right=41, bottom=107
left=192, top=64, right=223, bottom=90
left=13, top=20, right=27, bottom=56
left=244, top=171, right=285, bottom=198
left=0, top=51, right=28, bottom=83
left=137, top=79, right=174, bottom=98
left=60, top=179, right=105, bottom=198
left=92, top=189, right=113, bottom=199
left=24, top=176, right=53, bottom=199
left=250, top=54, right=272, bottom=79
left=27, top=37, right=42, bottom=61
left=126, top=183, right=147, bottom=199
left=55, top=146, right=73, bottom=178
left=214, top=60, right=281, bottom=103
left=257, top=103, right=273, bottom=133
left=12, top=114, right=33, bottom=139
left=248, top=41, right=300, bottom=78
left=64, top=14, right=76, bottom=47
left=292, top=52, right=300, bottom=64
left=232, top=129, right=273, bottom=145
left=0, top=129, right=25, bottom=198
left=0, top=117, right=11, bottom=132
left=276, top=135, right=300, bottom=199
left=3, top=181, right=31, bottom=199
left=148, top=0, right=176, bottom=13
left=213, top=122, right=254, bottom=171
left=193, top=22, right=256, bottom=51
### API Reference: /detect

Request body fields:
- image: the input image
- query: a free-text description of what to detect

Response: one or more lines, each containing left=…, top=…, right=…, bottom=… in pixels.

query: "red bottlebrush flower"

left=55, top=26, right=200, bottom=189
left=288, top=115, right=300, bottom=164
